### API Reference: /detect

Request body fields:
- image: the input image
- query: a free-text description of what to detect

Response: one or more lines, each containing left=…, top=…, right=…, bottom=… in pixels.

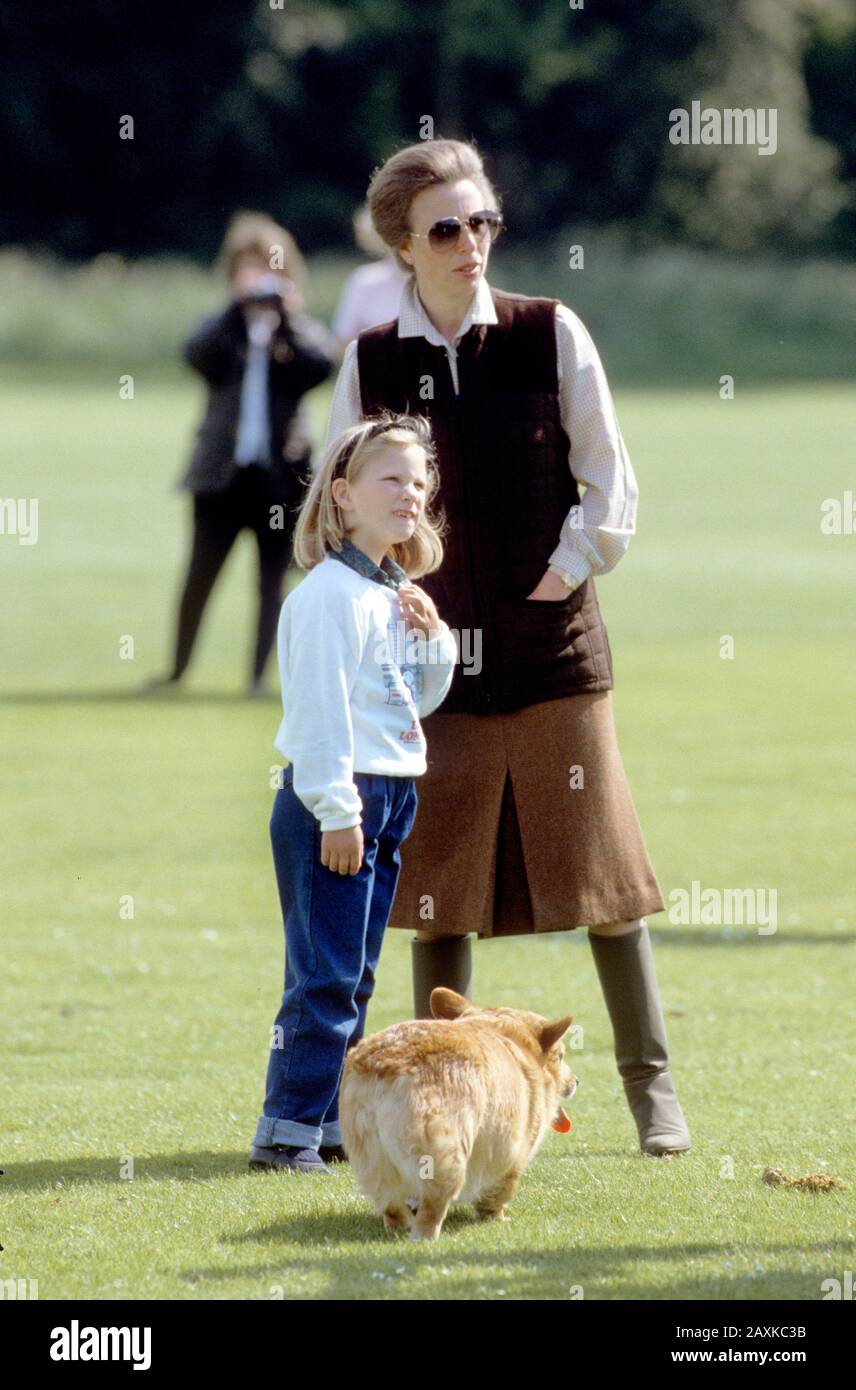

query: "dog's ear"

left=538, top=1014, right=574, bottom=1052
left=430, top=987, right=471, bottom=1019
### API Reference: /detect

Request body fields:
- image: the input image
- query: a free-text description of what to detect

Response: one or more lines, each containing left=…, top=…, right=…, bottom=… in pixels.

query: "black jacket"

left=177, top=300, right=335, bottom=501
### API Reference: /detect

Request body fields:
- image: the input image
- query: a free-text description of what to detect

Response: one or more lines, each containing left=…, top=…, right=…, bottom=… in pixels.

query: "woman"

left=149, top=212, right=335, bottom=696
left=325, top=139, right=690, bottom=1156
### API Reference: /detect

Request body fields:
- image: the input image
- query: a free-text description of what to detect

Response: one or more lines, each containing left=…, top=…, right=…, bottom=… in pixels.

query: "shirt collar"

left=327, top=536, right=409, bottom=592
left=397, top=275, right=497, bottom=348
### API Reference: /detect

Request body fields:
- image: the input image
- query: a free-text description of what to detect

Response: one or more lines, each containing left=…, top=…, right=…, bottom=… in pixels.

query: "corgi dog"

left=339, top=987, right=578, bottom=1240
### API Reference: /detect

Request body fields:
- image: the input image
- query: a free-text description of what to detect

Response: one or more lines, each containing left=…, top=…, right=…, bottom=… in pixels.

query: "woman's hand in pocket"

left=321, top=826, right=364, bottom=875
left=526, top=570, right=575, bottom=601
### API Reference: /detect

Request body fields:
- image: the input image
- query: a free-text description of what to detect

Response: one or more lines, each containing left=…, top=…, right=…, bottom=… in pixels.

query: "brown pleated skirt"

left=387, top=691, right=665, bottom=938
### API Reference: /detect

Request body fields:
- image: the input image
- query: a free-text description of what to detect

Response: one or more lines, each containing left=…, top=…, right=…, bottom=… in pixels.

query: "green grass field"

left=2, top=367, right=854, bottom=1300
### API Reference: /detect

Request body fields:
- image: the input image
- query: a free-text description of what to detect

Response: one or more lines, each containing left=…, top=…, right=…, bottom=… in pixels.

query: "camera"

left=241, top=272, right=289, bottom=306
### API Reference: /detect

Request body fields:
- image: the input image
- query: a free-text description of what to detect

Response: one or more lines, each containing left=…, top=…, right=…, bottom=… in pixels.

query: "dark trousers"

left=171, top=464, right=299, bottom=683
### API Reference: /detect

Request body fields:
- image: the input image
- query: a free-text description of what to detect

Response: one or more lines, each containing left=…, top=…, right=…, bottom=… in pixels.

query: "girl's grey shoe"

left=248, top=1144, right=330, bottom=1173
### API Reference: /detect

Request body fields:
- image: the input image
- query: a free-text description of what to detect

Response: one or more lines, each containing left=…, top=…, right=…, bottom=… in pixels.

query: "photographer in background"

left=147, top=212, right=336, bottom=697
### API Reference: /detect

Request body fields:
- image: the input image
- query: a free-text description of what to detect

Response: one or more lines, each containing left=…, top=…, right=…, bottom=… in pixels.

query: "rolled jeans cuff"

left=320, top=1120, right=342, bottom=1145
left=252, top=1115, right=322, bottom=1150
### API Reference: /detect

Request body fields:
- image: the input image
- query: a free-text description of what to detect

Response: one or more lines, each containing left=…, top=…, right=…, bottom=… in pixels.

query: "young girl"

left=249, top=411, right=458, bottom=1173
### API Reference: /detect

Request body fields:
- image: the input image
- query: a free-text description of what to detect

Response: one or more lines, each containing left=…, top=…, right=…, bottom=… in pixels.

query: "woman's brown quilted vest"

left=356, top=287, right=613, bottom=714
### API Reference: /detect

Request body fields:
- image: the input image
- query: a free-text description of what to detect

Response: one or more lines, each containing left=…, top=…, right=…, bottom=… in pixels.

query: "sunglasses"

left=407, top=210, right=504, bottom=252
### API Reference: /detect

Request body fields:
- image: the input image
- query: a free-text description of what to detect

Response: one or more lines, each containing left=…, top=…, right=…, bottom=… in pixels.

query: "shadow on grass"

left=9, top=1150, right=850, bottom=1298
left=4, top=1146, right=640, bottom=1192
left=175, top=1237, right=856, bottom=1301
left=4, top=1151, right=259, bottom=1190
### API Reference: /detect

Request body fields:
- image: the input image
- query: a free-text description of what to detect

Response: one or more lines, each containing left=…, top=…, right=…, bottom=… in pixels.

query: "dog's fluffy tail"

left=341, top=1073, right=476, bottom=1216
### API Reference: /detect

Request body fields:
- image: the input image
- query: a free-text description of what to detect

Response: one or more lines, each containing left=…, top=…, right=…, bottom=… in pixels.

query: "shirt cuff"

left=548, top=551, right=591, bottom=591
left=319, top=812, right=362, bottom=832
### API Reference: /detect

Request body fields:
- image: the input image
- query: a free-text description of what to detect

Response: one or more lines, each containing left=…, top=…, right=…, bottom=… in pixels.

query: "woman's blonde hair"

left=366, top=138, right=500, bottom=274
left=293, top=412, right=446, bottom=578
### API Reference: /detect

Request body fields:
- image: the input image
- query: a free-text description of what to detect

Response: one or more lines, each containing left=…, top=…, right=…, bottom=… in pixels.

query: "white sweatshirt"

left=274, top=554, right=458, bottom=831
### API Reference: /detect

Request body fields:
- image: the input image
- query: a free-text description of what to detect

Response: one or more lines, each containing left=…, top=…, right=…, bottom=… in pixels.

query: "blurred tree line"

left=2, top=0, right=854, bottom=262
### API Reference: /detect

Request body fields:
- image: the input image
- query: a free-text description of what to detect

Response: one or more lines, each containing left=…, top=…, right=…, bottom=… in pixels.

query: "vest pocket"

left=493, top=589, right=592, bottom=702
left=516, top=593, right=578, bottom=607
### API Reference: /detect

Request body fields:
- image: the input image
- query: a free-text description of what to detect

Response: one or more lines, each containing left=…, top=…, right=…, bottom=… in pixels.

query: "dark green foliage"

left=1, top=0, right=853, bottom=259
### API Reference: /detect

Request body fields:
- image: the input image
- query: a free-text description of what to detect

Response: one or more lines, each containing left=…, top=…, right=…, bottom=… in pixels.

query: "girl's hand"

left=398, top=584, right=442, bottom=640
left=321, top=825, right=364, bottom=875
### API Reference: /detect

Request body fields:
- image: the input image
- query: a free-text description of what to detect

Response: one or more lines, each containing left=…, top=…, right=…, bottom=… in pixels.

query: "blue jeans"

left=252, top=765, right=418, bottom=1151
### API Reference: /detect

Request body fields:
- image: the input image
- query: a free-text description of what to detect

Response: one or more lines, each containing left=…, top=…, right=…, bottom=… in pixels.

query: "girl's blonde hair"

left=367, top=138, right=500, bottom=274
left=293, top=412, right=447, bottom=578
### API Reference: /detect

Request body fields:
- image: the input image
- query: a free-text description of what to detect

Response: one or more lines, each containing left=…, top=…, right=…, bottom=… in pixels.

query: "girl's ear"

left=330, top=477, right=349, bottom=511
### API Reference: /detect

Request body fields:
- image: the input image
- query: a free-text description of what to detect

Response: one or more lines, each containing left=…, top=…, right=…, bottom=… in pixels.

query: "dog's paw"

left=475, top=1204, right=508, bottom=1222
left=382, top=1206, right=410, bottom=1232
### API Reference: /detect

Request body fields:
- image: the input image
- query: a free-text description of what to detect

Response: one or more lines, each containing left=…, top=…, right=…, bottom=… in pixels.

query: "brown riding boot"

left=588, top=920, right=691, bottom=1156
left=411, top=935, right=473, bottom=1019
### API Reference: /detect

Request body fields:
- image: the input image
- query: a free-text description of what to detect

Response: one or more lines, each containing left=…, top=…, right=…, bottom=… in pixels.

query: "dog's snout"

left=563, top=1074, right=579, bottom=1099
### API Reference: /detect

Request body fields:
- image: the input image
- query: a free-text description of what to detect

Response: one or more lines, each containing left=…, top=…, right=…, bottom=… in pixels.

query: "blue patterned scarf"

left=327, top=535, right=409, bottom=592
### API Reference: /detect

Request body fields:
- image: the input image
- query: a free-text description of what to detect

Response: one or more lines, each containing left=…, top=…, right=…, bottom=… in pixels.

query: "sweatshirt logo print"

left=381, top=661, right=421, bottom=709
left=383, top=611, right=426, bottom=747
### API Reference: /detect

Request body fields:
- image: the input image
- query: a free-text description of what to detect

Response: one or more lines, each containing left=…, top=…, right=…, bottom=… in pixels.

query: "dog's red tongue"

left=552, top=1106, right=572, bottom=1133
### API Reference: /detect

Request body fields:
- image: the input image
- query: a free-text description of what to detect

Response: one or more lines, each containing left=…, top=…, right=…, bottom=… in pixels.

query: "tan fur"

left=340, top=988, right=578, bottom=1240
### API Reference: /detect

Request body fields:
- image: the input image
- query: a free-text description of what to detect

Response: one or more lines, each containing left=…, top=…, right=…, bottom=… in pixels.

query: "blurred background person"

left=330, top=204, right=411, bottom=357
left=147, top=212, right=336, bottom=697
